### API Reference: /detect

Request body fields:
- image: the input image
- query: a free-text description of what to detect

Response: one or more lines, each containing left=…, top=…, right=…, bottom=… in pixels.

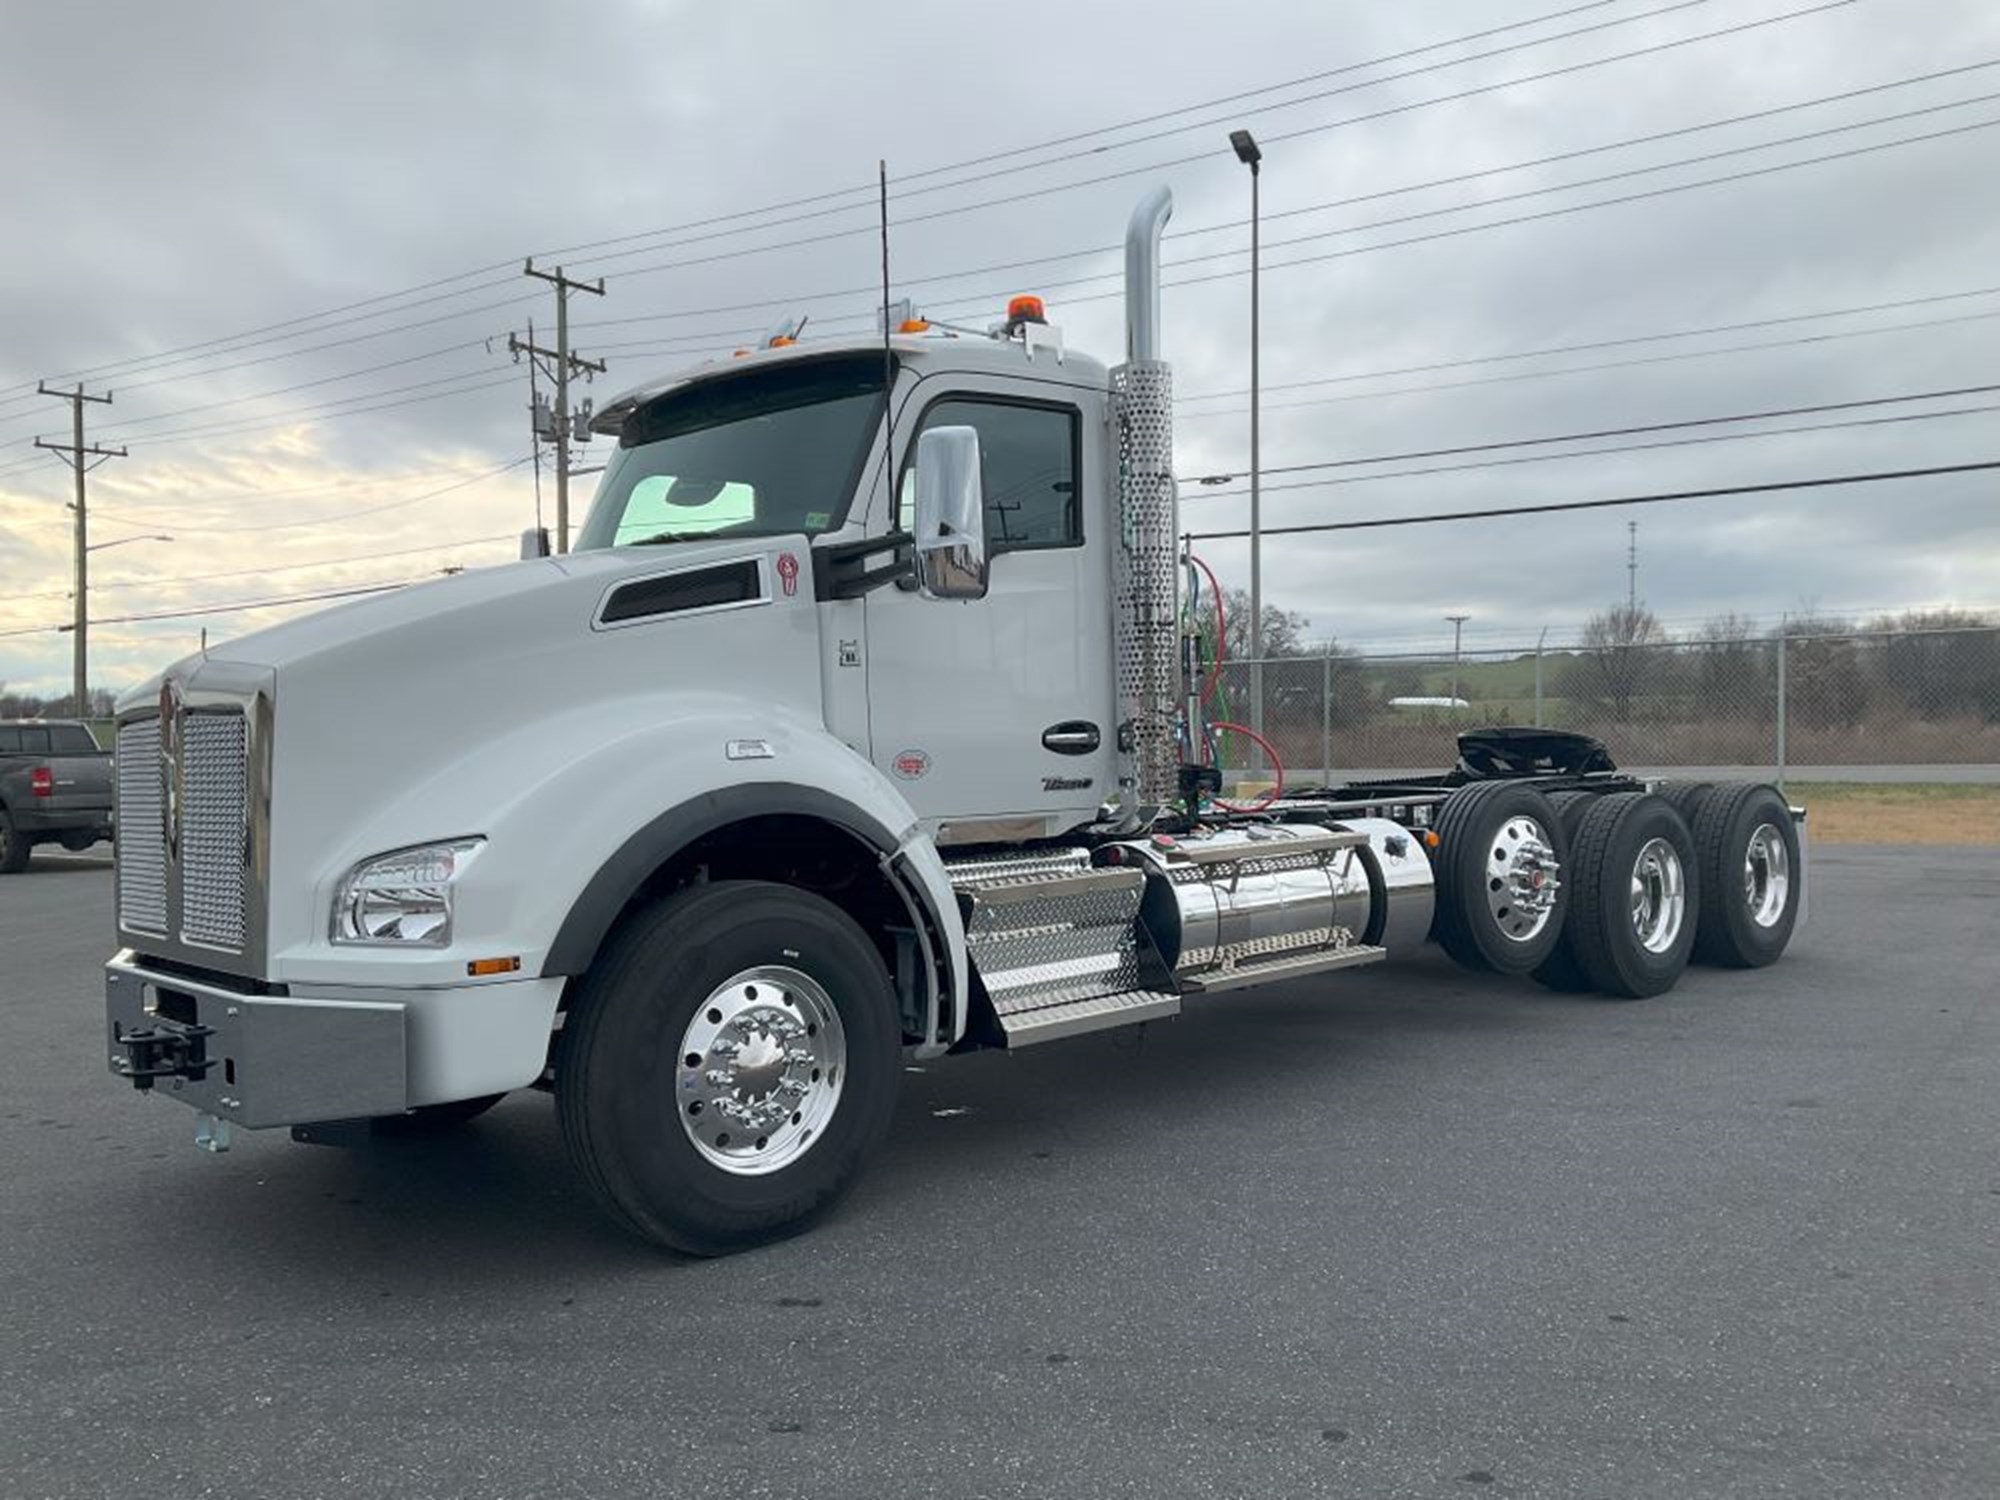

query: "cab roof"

left=591, top=329, right=1110, bottom=437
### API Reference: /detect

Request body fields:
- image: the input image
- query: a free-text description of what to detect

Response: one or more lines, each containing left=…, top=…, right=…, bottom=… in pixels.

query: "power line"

left=0, top=0, right=1707, bottom=405
left=1181, top=402, right=2000, bottom=497
left=0, top=577, right=436, bottom=638
left=1177, top=309, right=2000, bottom=418
left=3, top=531, right=519, bottom=604
left=1179, top=286, right=2000, bottom=403
left=568, top=61, right=2000, bottom=339
left=0, top=0, right=1846, bottom=414
left=1183, top=461, right=2000, bottom=540
left=913, top=114, right=2000, bottom=322
left=1181, top=382, right=2000, bottom=484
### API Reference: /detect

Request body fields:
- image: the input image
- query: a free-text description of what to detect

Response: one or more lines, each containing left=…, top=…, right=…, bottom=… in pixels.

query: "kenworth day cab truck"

left=103, top=188, right=1804, bottom=1254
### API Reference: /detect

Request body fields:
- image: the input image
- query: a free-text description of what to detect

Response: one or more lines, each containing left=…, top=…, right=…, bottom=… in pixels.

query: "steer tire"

left=0, top=811, right=28, bottom=875
left=1690, top=782, right=1801, bottom=968
left=557, top=879, right=902, bottom=1256
left=1559, top=793, right=1700, bottom=1000
left=1432, top=782, right=1571, bottom=975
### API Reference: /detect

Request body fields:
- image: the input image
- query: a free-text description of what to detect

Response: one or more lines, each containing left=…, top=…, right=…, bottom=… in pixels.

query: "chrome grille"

left=180, top=712, right=249, bottom=950
left=115, top=718, right=166, bottom=935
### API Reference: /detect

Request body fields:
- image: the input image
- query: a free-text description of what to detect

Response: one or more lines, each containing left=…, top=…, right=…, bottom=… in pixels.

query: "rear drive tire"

left=1658, top=780, right=1715, bottom=828
left=1530, top=791, right=1601, bottom=993
left=1558, top=792, right=1700, bottom=1000
left=1690, top=782, right=1801, bottom=968
left=558, top=879, right=902, bottom=1256
left=0, top=812, right=29, bottom=874
left=1432, top=782, right=1570, bottom=975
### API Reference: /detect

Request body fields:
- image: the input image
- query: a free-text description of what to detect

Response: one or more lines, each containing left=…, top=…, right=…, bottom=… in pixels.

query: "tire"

left=0, top=811, right=29, bottom=875
left=1530, top=792, right=1601, bottom=993
left=374, top=1093, right=506, bottom=1135
left=1432, top=782, right=1571, bottom=975
left=1558, top=792, right=1700, bottom=1000
left=1657, top=780, right=1715, bottom=829
left=1690, top=782, right=1801, bottom=968
left=557, top=879, right=902, bottom=1256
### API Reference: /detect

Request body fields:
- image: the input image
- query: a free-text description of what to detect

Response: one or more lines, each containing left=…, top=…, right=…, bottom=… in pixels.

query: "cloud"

left=3, top=0, right=1997, bottom=696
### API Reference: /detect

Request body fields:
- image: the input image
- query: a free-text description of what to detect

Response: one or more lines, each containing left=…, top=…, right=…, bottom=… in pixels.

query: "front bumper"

left=107, top=963, right=407, bottom=1128
left=105, top=954, right=564, bottom=1129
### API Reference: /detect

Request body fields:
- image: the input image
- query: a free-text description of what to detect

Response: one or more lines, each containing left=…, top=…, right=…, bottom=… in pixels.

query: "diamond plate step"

left=997, top=989, right=1180, bottom=1047
left=1179, top=943, right=1388, bottom=994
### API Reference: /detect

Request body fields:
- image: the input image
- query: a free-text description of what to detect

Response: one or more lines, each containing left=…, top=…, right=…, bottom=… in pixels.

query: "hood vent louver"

left=597, top=559, right=765, bottom=627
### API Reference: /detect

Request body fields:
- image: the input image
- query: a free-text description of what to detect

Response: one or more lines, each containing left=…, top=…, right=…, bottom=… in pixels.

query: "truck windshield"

left=574, top=354, right=890, bottom=550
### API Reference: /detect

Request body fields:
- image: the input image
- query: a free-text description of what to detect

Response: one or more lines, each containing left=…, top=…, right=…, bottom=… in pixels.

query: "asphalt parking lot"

left=2, top=849, right=1996, bottom=1499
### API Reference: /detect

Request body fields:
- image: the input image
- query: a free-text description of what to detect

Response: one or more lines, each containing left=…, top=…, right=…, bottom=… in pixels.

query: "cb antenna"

left=879, top=159, right=896, bottom=527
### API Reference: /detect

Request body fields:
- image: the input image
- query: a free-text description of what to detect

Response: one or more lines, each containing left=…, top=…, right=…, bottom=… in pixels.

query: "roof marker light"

left=1006, top=294, right=1047, bottom=325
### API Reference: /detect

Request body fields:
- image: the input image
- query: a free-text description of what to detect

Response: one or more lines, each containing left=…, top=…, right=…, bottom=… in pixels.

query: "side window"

left=899, top=398, right=1080, bottom=551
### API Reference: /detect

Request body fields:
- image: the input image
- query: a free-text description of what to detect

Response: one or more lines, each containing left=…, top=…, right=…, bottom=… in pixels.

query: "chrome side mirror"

left=911, top=426, right=987, bottom=600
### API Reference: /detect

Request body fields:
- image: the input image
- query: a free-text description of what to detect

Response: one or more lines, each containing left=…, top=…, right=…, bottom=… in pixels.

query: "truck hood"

left=118, top=537, right=796, bottom=708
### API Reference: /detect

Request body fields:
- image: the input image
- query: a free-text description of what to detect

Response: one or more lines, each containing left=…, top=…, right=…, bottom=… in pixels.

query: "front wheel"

left=557, top=880, right=902, bottom=1255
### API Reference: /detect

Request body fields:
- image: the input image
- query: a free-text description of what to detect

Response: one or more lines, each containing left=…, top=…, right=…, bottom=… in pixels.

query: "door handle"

left=1042, top=721, right=1100, bottom=755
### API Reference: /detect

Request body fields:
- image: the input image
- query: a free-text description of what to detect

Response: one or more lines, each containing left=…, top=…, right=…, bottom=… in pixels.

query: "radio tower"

left=1627, top=521, right=1639, bottom=612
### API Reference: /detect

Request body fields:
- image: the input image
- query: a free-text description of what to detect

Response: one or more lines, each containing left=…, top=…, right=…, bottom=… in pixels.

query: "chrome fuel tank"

left=1103, top=824, right=1370, bottom=978
left=1101, top=819, right=1435, bottom=979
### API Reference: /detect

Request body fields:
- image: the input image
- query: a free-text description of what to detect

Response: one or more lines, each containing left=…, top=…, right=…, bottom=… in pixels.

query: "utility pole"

left=1445, top=613, right=1471, bottom=709
left=34, top=383, right=124, bottom=716
left=519, top=260, right=605, bottom=552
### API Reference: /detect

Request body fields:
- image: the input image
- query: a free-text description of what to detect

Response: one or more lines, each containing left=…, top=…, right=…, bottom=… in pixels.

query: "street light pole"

left=1446, top=613, right=1471, bottom=709
left=1229, top=129, right=1264, bottom=754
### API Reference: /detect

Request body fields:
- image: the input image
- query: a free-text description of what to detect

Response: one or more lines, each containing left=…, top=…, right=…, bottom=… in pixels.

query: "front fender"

left=276, top=697, right=968, bottom=1046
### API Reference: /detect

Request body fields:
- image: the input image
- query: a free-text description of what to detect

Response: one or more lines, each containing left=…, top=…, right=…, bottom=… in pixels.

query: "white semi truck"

left=104, top=188, right=1804, bottom=1253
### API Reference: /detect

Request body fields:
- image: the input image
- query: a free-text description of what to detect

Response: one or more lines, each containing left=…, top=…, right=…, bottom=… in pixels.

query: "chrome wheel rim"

left=1629, top=837, right=1687, bottom=954
left=1485, top=814, right=1561, bottom=942
left=1744, top=823, right=1790, bottom=928
left=676, top=965, right=845, bottom=1176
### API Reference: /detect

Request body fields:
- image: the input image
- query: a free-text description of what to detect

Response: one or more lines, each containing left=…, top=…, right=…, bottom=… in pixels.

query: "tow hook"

left=111, top=1018, right=220, bottom=1090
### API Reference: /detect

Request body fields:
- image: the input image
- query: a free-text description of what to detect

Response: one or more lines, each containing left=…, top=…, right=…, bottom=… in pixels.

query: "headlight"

left=331, top=838, right=485, bottom=946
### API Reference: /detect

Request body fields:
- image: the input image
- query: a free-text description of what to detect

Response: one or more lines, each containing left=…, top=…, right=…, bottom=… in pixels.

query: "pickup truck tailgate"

left=44, top=752, right=113, bottom=814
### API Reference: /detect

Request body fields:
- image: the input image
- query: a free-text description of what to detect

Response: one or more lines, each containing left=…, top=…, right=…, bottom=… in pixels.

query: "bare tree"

left=1565, top=605, right=1668, bottom=719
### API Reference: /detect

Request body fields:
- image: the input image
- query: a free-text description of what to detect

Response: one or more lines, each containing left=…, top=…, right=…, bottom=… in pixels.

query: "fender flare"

left=541, top=781, right=954, bottom=1012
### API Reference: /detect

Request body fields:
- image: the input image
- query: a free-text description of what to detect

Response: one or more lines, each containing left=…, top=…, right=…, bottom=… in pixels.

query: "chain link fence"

left=1208, top=625, right=2000, bottom=781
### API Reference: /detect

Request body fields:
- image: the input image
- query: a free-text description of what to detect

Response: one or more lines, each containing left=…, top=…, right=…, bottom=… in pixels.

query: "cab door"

left=862, top=378, right=1115, bottom=837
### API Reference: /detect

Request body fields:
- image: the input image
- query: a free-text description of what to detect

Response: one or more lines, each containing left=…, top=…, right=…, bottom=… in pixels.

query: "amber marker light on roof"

left=1006, top=294, right=1046, bottom=324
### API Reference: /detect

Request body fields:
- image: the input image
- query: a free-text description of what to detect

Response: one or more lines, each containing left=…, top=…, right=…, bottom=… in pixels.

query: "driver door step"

left=998, top=988, right=1180, bottom=1046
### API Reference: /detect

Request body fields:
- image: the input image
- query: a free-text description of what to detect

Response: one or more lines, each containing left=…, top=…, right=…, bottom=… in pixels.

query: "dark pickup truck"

left=0, top=720, right=114, bottom=872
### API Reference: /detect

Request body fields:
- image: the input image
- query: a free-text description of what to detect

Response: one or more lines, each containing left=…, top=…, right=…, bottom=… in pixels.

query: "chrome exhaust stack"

left=1111, top=186, right=1180, bottom=815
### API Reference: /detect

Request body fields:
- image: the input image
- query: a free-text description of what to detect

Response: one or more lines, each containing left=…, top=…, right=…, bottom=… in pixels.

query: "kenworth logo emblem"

left=158, top=676, right=184, bottom=865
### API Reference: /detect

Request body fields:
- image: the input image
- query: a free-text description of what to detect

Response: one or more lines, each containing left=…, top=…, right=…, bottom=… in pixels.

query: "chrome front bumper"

left=106, top=959, right=408, bottom=1129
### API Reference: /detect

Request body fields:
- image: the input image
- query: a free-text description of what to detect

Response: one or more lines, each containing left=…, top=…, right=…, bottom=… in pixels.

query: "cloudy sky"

left=2, top=0, right=1996, bottom=697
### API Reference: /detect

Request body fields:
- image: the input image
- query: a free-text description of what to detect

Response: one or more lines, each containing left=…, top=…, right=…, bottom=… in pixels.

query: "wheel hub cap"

left=1486, top=816, right=1561, bottom=942
left=1743, top=823, right=1790, bottom=928
left=1629, top=837, right=1687, bottom=954
left=677, top=965, right=845, bottom=1176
